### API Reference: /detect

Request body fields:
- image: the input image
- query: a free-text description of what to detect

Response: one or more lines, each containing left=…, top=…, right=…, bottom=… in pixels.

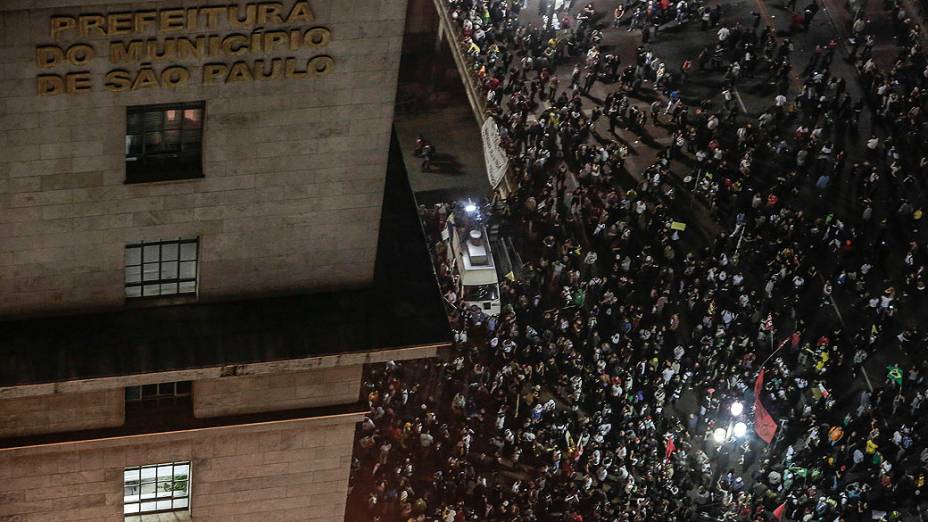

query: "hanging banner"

left=481, top=118, right=509, bottom=189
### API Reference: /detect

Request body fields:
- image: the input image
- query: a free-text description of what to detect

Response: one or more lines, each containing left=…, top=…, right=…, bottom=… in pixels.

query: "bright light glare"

left=713, top=428, right=727, bottom=443
left=464, top=203, right=477, bottom=213
left=733, top=422, right=748, bottom=438
left=730, top=401, right=744, bottom=416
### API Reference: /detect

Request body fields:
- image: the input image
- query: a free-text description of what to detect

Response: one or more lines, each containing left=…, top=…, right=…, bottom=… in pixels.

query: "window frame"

left=124, top=238, right=199, bottom=299
left=125, top=101, right=204, bottom=184
left=125, top=381, right=192, bottom=409
left=123, top=461, right=191, bottom=517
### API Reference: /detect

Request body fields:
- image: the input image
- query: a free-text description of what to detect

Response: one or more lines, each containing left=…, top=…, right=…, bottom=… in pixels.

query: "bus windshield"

left=462, top=283, right=499, bottom=302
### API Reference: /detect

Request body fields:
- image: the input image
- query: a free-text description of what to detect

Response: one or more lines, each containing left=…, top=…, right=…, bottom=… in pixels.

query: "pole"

left=733, top=222, right=746, bottom=262
left=690, top=169, right=703, bottom=211
left=758, top=335, right=789, bottom=371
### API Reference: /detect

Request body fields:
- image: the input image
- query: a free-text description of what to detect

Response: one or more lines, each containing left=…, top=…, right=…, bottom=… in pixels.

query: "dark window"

left=125, top=238, right=198, bottom=298
left=125, top=381, right=192, bottom=408
left=124, top=462, right=190, bottom=516
left=126, top=102, right=204, bottom=183
left=124, top=380, right=193, bottom=430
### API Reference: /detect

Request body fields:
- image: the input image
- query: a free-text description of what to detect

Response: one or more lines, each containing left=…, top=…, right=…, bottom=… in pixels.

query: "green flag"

left=887, top=365, right=903, bottom=386
left=573, top=289, right=585, bottom=307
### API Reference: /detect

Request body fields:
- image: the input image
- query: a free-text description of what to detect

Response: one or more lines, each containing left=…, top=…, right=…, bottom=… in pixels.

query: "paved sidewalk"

left=395, top=98, right=491, bottom=206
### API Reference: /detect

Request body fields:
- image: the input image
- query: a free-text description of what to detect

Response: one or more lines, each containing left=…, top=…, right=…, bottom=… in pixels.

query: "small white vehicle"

left=444, top=204, right=502, bottom=316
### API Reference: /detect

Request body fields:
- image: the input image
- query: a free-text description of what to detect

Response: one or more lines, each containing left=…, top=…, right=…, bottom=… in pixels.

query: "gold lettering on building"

left=256, top=3, right=285, bottom=25
left=308, top=55, right=333, bottom=77
left=106, top=27, right=329, bottom=64
left=103, top=69, right=132, bottom=91
left=50, top=16, right=76, bottom=39
left=67, top=44, right=95, bottom=65
left=67, top=71, right=93, bottom=92
left=37, top=72, right=92, bottom=95
left=303, top=27, right=329, bottom=47
left=37, top=75, right=64, bottom=95
left=158, top=9, right=186, bottom=33
left=133, top=11, right=158, bottom=34
left=109, top=40, right=144, bottom=63
left=131, top=67, right=159, bottom=89
left=79, top=15, right=106, bottom=37
left=227, top=61, right=254, bottom=82
left=107, top=12, right=134, bottom=35
left=199, top=56, right=330, bottom=84
left=202, top=63, right=228, bottom=84
left=36, top=44, right=96, bottom=68
left=228, top=5, right=257, bottom=27
left=161, top=66, right=190, bottom=87
left=220, top=34, right=249, bottom=56
left=36, top=1, right=331, bottom=95
left=48, top=1, right=315, bottom=39
left=36, top=46, right=64, bottom=68
left=254, top=59, right=283, bottom=80
left=285, top=2, right=314, bottom=23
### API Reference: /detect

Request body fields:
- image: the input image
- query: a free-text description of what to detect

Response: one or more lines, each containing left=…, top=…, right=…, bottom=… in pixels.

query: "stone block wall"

left=0, top=416, right=359, bottom=521
left=193, top=365, right=362, bottom=418
left=0, top=0, right=409, bottom=317
left=0, top=388, right=125, bottom=438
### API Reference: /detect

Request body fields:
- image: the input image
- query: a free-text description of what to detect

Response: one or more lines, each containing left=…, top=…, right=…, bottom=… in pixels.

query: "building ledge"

left=0, top=131, right=451, bottom=390
left=0, top=400, right=367, bottom=455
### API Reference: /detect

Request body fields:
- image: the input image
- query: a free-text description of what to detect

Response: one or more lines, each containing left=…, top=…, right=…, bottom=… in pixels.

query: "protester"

left=349, top=0, right=928, bottom=520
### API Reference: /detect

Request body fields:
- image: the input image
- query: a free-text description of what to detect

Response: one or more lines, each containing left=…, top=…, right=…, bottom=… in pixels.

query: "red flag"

left=664, top=437, right=676, bottom=461
left=754, top=368, right=777, bottom=443
left=772, top=502, right=787, bottom=519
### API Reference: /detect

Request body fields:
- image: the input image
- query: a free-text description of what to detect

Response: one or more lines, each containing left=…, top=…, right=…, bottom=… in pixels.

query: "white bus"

left=445, top=208, right=502, bottom=316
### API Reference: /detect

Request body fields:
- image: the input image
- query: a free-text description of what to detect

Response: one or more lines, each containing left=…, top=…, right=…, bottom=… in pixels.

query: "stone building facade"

left=0, top=1, right=451, bottom=521
left=0, top=0, right=407, bottom=317
left=0, top=350, right=444, bottom=521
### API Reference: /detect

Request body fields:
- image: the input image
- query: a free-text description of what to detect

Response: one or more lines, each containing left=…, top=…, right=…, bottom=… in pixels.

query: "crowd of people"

left=349, top=0, right=928, bottom=520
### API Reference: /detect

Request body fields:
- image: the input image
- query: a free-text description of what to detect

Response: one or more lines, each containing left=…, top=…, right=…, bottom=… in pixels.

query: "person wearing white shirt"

left=717, top=26, right=730, bottom=42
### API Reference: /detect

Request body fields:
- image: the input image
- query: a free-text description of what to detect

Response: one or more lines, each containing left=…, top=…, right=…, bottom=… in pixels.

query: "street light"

left=713, top=427, right=727, bottom=443
left=730, top=401, right=744, bottom=417
left=733, top=422, right=748, bottom=438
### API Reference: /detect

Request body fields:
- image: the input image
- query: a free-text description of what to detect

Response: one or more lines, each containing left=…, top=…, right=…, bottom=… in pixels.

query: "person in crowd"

left=350, top=0, right=928, bottom=520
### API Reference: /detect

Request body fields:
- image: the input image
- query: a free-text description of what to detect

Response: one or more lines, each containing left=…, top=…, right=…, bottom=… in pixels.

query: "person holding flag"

left=886, top=364, right=903, bottom=388
left=772, top=501, right=788, bottom=520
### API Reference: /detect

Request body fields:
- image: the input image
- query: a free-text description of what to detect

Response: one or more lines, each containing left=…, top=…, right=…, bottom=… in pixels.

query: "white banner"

left=481, top=118, right=509, bottom=189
